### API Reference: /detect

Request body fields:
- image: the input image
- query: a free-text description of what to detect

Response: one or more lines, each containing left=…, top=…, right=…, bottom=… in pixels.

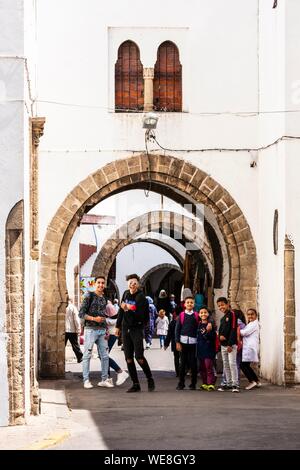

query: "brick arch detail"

left=39, top=153, right=257, bottom=377
left=109, top=237, right=185, bottom=271
left=91, top=210, right=213, bottom=281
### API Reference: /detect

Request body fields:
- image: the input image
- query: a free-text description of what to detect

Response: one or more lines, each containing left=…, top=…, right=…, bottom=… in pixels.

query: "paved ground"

left=57, top=340, right=300, bottom=450
left=1, top=340, right=300, bottom=450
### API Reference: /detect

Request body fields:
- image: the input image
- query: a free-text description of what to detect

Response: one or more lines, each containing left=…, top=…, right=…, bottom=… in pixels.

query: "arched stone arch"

left=111, top=237, right=185, bottom=270
left=140, top=263, right=182, bottom=287
left=91, top=211, right=213, bottom=280
left=39, top=154, right=257, bottom=377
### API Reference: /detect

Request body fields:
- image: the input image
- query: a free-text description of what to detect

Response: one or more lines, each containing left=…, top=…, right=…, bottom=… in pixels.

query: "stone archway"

left=91, top=211, right=213, bottom=280
left=140, top=263, right=182, bottom=287
left=126, top=238, right=185, bottom=269
left=39, top=154, right=257, bottom=377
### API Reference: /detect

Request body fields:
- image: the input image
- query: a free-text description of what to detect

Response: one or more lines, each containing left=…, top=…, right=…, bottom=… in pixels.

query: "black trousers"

left=240, top=361, right=258, bottom=383
left=173, top=350, right=180, bottom=377
left=122, top=327, right=153, bottom=384
left=179, top=343, right=197, bottom=386
left=65, top=332, right=83, bottom=362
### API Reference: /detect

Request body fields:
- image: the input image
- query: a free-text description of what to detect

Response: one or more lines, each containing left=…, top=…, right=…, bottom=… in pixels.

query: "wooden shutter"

left=154, top=41, right=182, bottom=112
left=115, top=41, right=144, bottom=112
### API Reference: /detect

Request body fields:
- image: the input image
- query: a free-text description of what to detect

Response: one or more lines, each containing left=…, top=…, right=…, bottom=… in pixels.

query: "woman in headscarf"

left=144, top=296, right=158, bottom=349
left=157, top=289, right=172, bottom=322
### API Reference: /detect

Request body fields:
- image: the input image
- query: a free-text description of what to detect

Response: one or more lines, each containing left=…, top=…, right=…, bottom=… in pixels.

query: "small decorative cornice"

left=31, top=117, right=46, bottom=147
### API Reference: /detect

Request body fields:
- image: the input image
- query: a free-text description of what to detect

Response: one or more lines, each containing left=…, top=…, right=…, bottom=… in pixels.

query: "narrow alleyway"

left=46, top=340, right=300, bottom=450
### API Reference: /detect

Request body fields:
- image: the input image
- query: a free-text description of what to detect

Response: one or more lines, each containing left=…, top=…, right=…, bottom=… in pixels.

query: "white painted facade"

left=35, top=0, right=300, bottom=384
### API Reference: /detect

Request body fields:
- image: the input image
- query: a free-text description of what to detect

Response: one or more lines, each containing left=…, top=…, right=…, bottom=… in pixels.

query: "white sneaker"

left=256, top=381, right=262, bottom=388
left=146, top=343, right=151, bottom=350
left=116, top=370, right=129, bottom=386
left=97, top=378, right=114, bottom=388
left=245, top=381, right=257, bottom=390
left=84, top=380, right=93, bottom=389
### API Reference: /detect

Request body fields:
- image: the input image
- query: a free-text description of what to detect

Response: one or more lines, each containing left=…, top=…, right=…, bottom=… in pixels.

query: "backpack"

left=215, top=333, right=220, bottom=353
left=179, top=311, right=199, bottom=324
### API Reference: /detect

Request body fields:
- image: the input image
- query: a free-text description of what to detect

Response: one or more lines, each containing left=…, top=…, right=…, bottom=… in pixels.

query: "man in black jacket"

left=115, top=274, right=155, bottom=393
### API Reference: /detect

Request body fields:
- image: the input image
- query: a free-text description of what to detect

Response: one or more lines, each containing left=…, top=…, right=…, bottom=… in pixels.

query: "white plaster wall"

left=258, top=0, right=286, bottom=144
left=116, top=243, right=179, bottom=295
left=285, top=0, right=300, bottom=137
left=0, top=0, right=25, bottom=426
left=257, top=144, right=285, bottom=384
left=256, top=0, right=300, bottom=384
left=257, top=1, right=286, bottom=384
left=36, top=0, right=260, bottom=248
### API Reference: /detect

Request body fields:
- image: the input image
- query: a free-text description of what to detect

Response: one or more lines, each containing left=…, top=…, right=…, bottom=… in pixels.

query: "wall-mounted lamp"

left=142, top=112, right=159, bottom=130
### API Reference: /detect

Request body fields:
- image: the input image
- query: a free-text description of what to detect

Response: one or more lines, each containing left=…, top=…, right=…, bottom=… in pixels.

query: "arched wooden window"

left=115, top=41, right=144, bottom=112
left=154, top=41, right=182, bottom=112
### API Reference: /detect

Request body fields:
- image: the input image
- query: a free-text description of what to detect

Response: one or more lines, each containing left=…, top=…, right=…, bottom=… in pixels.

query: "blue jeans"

left=159, top=335, right=166, bottom=348
left=107, top=334, right=121, bottom=374
left=82, top=328, right=109, bottom=382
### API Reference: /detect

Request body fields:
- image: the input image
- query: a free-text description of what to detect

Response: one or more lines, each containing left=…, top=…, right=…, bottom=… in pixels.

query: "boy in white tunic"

left=240, top=308, right=260, bottom=390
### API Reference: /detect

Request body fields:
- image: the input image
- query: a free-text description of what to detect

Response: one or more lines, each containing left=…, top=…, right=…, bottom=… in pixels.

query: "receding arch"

left=91, top=210, right=213, bottom=281
left=39, top=154, right=257, bottom=377
left=154, top=41, right=182, bottom=112
left=110, top=237, right=185, bottom=270
left=140, top=263, right=182, bottom=293
left=115, top=40, right=144, bottom=112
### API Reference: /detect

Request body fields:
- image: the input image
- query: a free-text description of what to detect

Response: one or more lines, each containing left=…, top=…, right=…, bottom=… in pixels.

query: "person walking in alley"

left=175, top=296, right=199, bottom=390
left=65, top=297, right=83, bottom=363
left=157, top=289, right=172, bottom=321
left=240, top=308, right=261, bottom=390
left=144, top=296, right=157, bottom=349
left=156, top=309, right=169, bottom=348
left=217, top=297, right=239, bottom=393
left=115, top=274, right=155, bottom=393
left=79, top=276, right=113, bottom=389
